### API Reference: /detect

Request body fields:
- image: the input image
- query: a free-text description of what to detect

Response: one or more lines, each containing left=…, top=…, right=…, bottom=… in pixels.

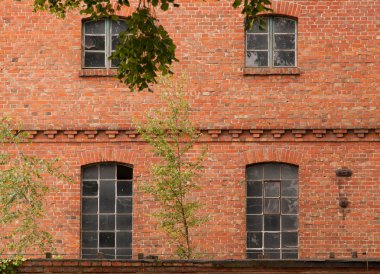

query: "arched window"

left=81, top=163, right=133, bottom=259
left=82, top=18, right=127, bottom=68
left=246, top=163, right=298, bottom=259
left=246, top=16, right=297, bottom=67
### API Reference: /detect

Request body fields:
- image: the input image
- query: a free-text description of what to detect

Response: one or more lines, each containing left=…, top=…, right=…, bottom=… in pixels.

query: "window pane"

left=274, top=34, right=295, bottom=50
left=99, top=249, right=115, bottom=259
left=247, top=198, right=262, bottom=214
left=264, top=181, right=280, bottom=197
left=82, top=248, right=98, bottom=259
left=247, top=18, right=268, bottom=33
left=112, top=20, right=127, bottom=34
left=264, top=249, right=280, bottom=259
left=247, top=232, right=262, bottom=248
left=264, top=232, right=280, bottom=248
left=99, top=215, right=115, bottom=231
left=83, top=165, right=97, bottom=180
left=99, top=232, right=115, bottom=248
left=282, top=180, right=298, bottom=197
left=281, top=165, right=298, bottom=180
left=274, top=17, right=296, bottom=33
left=117, top=214, right=132, bottom=230
left=282, top=249, right=298, bottom=259
left=264, top=215, right=280, bottom=231
left=117, top=181, right=132, bottom=196
left=247, top=251, right=262, bottom=259
left=247, top=34, right=268, bottom=50
left=117, top=232, right=132, bottom=248
left=100, top=164, right=115, bottom=179
left=83, top=181, right=98, bottom=196
left=117, top=198, right=132, bottom=213
left=85, top=20, right=106, bottom=34
left=264, top=198, right=280, bottom=214
left=247, top=165, right=263, bottom=180
left=281, top=215, right=298, bottom=231
left=82, top=215, right=98, bottom=231
left=282, top=198, right=298, bottom=214
left=282, top=232, right=298, bottom=248
left=246, top=51, right=268, bottom=67
left=116, top=248, right=132, bottom=260
left=84, top=35, right=105, bottom=51
left=263, top=163, right=281, bottom=180
left=84, top=52, right=105, bottom=68
left=247, top=215, right=262, bottom=231
left=247, top=181, right=262, bottom=197
left=99, top=181, right=115, bottom=213
left=273, top=51, right=295, bottom=67
left=82, top=232, right=97, bottom=248
left=112, top=35, right=120, bottom=51
left=82, top=198, right=98, bottom=214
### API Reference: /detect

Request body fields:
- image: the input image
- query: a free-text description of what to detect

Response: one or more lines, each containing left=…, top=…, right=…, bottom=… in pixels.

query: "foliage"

left=0, top=256, right=25, bottom=274
left=31, top=0, right=272, bottom=91
left=0, top=117, right=73, bottom=255
left=136, top=77, right=207, bottom=258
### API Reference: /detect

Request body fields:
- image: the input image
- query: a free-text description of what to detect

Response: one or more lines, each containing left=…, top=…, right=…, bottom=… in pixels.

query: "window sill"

left=79, top=69, right=118, bottom=77
left=243, top=67, right=302, bottom=75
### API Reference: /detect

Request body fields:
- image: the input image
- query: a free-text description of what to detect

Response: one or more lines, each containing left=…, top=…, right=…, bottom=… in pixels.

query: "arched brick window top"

left=246, top=162, right=299, bottom=259
left=81, top=163, right=133, bottom=259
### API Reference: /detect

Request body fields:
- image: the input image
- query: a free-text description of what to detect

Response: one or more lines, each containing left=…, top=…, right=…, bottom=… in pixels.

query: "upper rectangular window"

left=83, top=18, right=127, bottom=69
left=246, top=17, right=297, bottom=68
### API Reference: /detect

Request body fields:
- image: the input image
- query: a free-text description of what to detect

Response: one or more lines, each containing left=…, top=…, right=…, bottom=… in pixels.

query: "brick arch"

left=78, top=149, right=137, bottom=167
left=243, top=147, right=303, bottom=166
left=267, top=0, right=301, bottom=18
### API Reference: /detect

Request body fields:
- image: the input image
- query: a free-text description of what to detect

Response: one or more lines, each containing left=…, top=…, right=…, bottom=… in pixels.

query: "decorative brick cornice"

left=10, top=128, right=380, bottom=142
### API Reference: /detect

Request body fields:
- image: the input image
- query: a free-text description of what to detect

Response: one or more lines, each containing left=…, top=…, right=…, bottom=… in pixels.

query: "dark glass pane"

left=247, top=198, right=262, bottom=214
left=282, top=215, right=298, bottom=231
left=264, top=215, right=280, bottom=231
left=99, top=215, right=115, bottom=231
left=282, top=198, right=298, bottom=214
left=84, top=52, right=105, bottom=68
left=247, top=34, right=268, bottom=50
left=84, top=35, right=105, bottom=50
left=282, top=232, right=298, bottom=248
left=99, top=248, right=115, bottom=259
left=117, top=198, right=132, bottom=213
left=282, top=250, right=298, bottom=259
left=111, top=57, right=120, bottom=68
left=246, top=251, right=262, bottom=259
left=264, top=181, right=280, bottom=197
left=263, top=163, right=281, bottom=180
left=112, top=35, right=120, bottom=51
left=82, top=232, right=97, bottom=248
left=117, top=181, right=132, bottom=196
left=82, top=248, right=98, bottom=259
left=282, top=180, right=298, bottom=197
left=247, top=215, right=262, bottom=231
left=281, top=165, right=298, bottom=180
left=273, top=51, right=295, bottom=67
left=82, top=215, right=98, bottom=231
left=247, top=181, right=262, bottom=197
left=274, top=17, right=296, bottom=33
left=100, top=164, right=115, bottom=179
left=274, top=34, right=295, bottom=50
left=247, top=18, right=268, bottom=33
left=116, top=248, right=132, bottom=260
left=82, top=198, right=98, bottom=214
left=264, top=233, right=280, bottom=248
left=99, top=232, right=115, bottom=248
left=112, top=20, right=127, bottom=34
left=246, top=51, right=268, bottom=67
left=117, top=165, right=133, bottom=180
left=247, top=232, right=262, bottom=248
left=117, top=232, right=132, bottom=248
left=247, top=165, right=263, bottom=180
left=83, top=181, right=98, bottom=196
left=85, top=20, right=106, bottom=34
left=264, top=198, right=280, bottom=214
left=83, top=165, right=97, bottom=180
left=99, top=181, right=115, bottom=213
left=117, top=214, right=132, bottom=230
left=264, top=249, right=280, bottom=259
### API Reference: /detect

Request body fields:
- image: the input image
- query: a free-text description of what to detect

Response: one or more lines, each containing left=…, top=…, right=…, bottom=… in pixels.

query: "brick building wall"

left=1, top=0, right=379, bottom=261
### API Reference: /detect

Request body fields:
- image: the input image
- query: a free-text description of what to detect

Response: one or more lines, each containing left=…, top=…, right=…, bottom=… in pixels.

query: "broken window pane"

left=282, top=198, right=298, bottom=214
left=247, top=232, right=262, bottom=248
left=85, top=35, right=105, bottom=51
left=246, top=51, right=268, bottom=67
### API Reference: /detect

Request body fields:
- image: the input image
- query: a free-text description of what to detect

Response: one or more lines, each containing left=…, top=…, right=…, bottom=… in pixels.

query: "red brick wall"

left=1, top=0, right=379, bottom=261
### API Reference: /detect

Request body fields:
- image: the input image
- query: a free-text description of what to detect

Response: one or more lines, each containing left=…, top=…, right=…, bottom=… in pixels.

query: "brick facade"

left=1, top=0, right=379, bottom=261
